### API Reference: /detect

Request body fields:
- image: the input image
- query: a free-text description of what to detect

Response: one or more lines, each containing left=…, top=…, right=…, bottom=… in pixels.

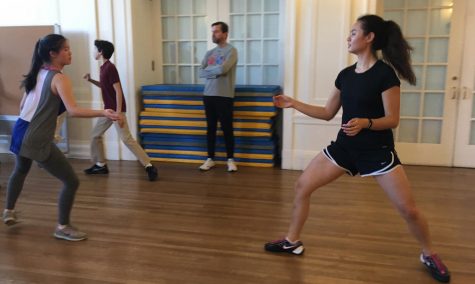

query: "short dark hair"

left=94, top=40, right=115, bottom=59
left=211, top=21, right=229, bottom=33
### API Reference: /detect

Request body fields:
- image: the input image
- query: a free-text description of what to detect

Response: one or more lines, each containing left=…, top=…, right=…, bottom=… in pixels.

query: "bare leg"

left=286, top=153, right=345, bottom=242
left=374, top=166, right=434, bottom=255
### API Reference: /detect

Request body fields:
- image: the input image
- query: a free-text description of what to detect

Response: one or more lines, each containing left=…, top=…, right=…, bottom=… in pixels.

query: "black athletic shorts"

left=322, top=141, right=401, bottom=177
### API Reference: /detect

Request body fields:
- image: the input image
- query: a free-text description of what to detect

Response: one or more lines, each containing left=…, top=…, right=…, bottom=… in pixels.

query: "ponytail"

left=20, top=34, right=67, bottom=94
left=21, top=40, right=43, bottom=94
left=357, top=15, right=416, bottom=85
left=381, top=21, right=416, bottom=85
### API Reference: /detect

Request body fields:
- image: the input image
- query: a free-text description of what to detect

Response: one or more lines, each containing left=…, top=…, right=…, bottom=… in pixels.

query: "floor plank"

left=0, top=154, right=474, bottom=284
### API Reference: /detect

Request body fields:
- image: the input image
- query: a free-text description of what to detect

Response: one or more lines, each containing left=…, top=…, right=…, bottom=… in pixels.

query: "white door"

left=453, top=0, right=475, bottom=167
left=382, top=0, right=467, bottom=166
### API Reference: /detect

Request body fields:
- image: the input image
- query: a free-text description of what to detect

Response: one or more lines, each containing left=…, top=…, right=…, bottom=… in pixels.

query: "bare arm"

left=342, top=86, right=400, bottom=136
left=52, top=73, right=119, bottom=120
left=273, top=87, right=342, bottom=121
left=83, top=73, right=101, bottom=88
left=112, top=82, right=125, bottom=127
left=112, top=82, right=123, bottom=113
left=373, top=86, right=400, bottom=129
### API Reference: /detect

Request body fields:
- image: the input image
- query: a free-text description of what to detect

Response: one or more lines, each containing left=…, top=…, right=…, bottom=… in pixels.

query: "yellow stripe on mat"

left=144, top=99, right=274, bottom=107
left=143, top=108, right=275, bottom=118
left=141, top=111, right=205, bottom=118
left=146, top=149, right=272, bottom=160
left=140, top=120, right=271, bottom=129
left=141, top=128, right=271, bottom=137
left=144, top=100, right=202, bottom=106
left=144, top=108, right=204, bottom=114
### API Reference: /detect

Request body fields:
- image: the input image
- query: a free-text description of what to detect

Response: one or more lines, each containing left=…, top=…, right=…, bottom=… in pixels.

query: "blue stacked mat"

left=140, top=84, right=282, bottom=167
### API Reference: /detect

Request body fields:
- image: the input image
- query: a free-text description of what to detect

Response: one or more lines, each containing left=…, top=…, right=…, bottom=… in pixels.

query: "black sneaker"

left=264, top=238, right=305, bottom=255
left=145, top=165, right=158, bottom=181
left=84, top=164, right=109, bottom=175
left=420, top=253, right=451, bottom=283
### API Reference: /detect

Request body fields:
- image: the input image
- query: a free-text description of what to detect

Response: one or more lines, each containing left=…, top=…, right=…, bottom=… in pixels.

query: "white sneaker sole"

left=3, top=218, right=18, bottom=226
left=199, top=166, right=215, bottom=171
left=54, top=233, right=88, bottom=242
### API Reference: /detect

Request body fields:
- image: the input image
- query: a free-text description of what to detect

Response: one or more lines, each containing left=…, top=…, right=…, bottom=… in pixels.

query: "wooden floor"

left=0, top=154, right=474, bottom=284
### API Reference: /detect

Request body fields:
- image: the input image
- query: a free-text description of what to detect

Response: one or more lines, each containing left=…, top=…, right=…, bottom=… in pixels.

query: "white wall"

left=0, top=0, right=142, bottom=161
left=0, top=0, right=59, bottom=26
left=59, top=0, right=102, bottom=158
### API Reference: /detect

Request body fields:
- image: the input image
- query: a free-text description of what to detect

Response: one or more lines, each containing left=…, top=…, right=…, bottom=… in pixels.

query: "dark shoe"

left=420, top=253, right=451, bottom=283
left=146, top=165, right=158, bottom=181
left=84, top=164, right=109, bottom=175
left=264, top=238, right=305, bottom=255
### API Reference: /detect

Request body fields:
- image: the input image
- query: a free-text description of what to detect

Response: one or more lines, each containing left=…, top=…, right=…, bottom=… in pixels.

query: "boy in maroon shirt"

left=83, top=40, right=158, bottom=181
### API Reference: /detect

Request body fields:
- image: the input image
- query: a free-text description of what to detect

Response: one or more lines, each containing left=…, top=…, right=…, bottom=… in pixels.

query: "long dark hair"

left=21, top=34, right=66, bottom=94
left=357, top=15, right=416, bottom=85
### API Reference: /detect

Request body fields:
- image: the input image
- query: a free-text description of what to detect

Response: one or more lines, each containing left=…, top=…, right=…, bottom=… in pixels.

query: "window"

left=160, top=0, right=282, bottom=85
left=161, top=0, right=208, bottom=83
left=229, top=0, right=281, bottom=85
left=383, top=0, right=453, bottom=144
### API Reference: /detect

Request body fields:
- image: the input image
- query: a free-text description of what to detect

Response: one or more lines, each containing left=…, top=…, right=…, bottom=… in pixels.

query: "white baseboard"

left=67, top=140, right=139, bottom=161
left=281, top=149, right=321, bottom=170
left=67, top=142, right=90, bottom=159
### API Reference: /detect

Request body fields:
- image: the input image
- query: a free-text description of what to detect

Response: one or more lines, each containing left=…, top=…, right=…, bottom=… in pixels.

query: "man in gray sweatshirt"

left=199, top=21, right=238, bottom=172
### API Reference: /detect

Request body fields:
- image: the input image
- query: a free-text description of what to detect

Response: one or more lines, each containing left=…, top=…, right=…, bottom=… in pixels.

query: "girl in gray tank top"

left=3, top=34, right=119, bottom=241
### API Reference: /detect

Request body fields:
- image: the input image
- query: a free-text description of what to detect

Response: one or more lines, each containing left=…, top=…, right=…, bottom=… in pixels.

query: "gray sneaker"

left=54, top=225, right=88, bottom=241
left=3, top=209, right=17, bottom=226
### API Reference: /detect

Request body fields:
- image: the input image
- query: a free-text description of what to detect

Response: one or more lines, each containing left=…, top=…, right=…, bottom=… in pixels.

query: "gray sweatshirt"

left=199, top=43, right=238, bottom=98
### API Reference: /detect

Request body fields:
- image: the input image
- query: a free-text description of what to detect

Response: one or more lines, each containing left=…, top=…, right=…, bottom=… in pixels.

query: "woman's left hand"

left=341, top=118, right=366, bottom=136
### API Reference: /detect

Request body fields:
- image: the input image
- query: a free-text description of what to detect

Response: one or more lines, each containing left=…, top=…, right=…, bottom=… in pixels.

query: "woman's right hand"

left=273, top=94, right=294, bottom=108
left=83, top=73, right=91, bottom=81
left=104, top=109, right=120, bottom=121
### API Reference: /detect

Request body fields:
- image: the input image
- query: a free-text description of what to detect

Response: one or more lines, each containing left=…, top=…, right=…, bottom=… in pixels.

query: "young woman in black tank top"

left=265, top=15, right=450, bottom=283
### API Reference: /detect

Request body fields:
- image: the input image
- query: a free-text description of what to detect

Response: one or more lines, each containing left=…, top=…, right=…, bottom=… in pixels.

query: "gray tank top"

left=19, top=70, right=62, bottom=161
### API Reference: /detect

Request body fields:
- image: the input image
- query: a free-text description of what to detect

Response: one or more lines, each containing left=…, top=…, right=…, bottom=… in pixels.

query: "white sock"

left=96, top=162, right=106, bottom=167
left=145, top=163, right=153, bottom=168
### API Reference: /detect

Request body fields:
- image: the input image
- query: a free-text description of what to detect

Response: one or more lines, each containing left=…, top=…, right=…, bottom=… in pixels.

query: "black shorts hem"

left=322, top=147, right=356, bottom=176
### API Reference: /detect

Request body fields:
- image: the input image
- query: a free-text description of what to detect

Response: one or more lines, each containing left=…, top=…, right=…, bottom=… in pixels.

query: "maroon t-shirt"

left=100, top=60, right=126, bottom=112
